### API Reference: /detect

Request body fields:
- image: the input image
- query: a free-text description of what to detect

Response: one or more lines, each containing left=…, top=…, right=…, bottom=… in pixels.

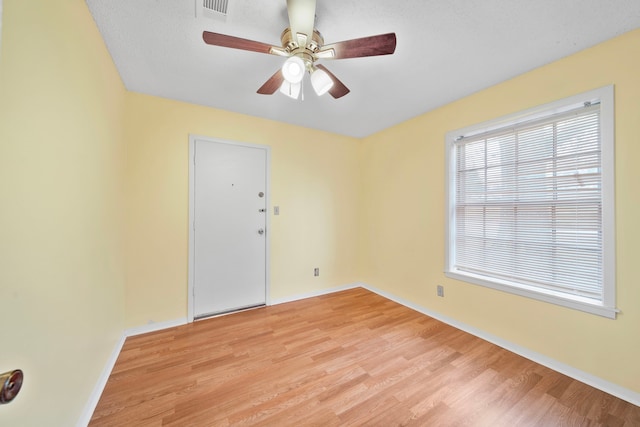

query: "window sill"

left=444, top=270, right=619, bottom=319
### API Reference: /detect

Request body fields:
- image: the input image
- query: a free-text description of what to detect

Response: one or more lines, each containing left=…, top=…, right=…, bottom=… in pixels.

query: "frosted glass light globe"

left=311, top=68, right=333, bottom=96
left=282, top=56, right=305, bottom=84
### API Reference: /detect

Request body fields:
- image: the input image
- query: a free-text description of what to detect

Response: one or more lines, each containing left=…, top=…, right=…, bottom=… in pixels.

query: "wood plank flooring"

left=90, top=288, right=640, bottom=426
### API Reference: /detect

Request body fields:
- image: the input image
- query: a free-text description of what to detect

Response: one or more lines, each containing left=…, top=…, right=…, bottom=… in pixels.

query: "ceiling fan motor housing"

left=280, top=27, right=324, bottom=69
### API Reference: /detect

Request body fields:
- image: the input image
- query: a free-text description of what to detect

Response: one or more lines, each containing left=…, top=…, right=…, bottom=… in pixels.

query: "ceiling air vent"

left=200, top=0, right=229, bottom=19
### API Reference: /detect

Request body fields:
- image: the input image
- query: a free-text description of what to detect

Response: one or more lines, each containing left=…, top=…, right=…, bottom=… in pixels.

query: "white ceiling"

left=86, top=0, right=640, bottom=138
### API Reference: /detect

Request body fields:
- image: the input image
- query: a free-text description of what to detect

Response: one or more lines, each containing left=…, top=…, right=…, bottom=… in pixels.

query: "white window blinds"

left=446, top=87, right=616, bottom=318
left=451, top=102, right=609, bottom=304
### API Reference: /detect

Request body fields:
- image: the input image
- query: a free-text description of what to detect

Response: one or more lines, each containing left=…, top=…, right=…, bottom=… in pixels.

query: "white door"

left=191, top=138, right=268, bottom=318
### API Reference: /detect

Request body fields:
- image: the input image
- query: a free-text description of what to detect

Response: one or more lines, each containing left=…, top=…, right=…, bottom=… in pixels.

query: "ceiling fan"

left=202, top=0, right=397, bottom=100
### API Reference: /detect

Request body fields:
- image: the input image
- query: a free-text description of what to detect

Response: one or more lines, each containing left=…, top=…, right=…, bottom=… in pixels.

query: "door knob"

left=0, top=369, right=23, bottom=404
left=258, top=228, right=264, bottom=235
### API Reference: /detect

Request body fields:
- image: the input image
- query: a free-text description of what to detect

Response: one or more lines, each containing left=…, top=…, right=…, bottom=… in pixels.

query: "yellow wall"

left=0, top=0, right=126, bottom=426
left=360, top=29, right=640, bottom=393
left=123, top=93, right=361, bottom=327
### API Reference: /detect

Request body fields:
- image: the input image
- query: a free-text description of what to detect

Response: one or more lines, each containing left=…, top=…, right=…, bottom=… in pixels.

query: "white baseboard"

left=125, top=317, right=188, bottom=337
left=359, top=282, right=640, bottom=407
left=76, top=333, right=127, bottom=427
left=269, top=283, right=361, bottom=306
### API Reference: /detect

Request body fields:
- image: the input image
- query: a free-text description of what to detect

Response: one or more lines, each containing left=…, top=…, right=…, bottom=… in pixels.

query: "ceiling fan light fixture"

left=310, top=68, right=333, bottom=96
left=282, top=56, right=305, bottom=84
left=279, top=80, right=301, bottom=99
left=203, top=0, right=398, bottom=101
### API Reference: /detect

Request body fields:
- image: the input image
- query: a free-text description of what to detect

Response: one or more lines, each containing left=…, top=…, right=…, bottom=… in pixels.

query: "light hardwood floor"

left=90, top=288, right=640, bottom=426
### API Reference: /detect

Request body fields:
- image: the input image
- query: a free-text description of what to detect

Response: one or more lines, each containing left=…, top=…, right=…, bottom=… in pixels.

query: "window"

left=445, top=86, right=617, bottom=318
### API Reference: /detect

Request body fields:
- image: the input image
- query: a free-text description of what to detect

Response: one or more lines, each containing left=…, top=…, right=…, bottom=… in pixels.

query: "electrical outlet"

left=274, top=206, right=280, bottom=215
left=314, top=268, right=319, bottom=277
left=437, top=285, right=444, bottom=297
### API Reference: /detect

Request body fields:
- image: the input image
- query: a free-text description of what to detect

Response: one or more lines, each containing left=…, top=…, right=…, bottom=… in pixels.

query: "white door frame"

left=187, top=134, right=271, bottom=322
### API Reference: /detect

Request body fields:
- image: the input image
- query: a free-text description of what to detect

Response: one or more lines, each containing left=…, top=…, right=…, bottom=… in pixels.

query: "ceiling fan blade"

left=203, top=31, right=287, bottom=56
left=316, top=64, right=350, bottom=99
left=287, top=0, right=316, bottom=47
left=317, top=33, right=396, bottom=59
left=257, top=69, right=285, bottom=95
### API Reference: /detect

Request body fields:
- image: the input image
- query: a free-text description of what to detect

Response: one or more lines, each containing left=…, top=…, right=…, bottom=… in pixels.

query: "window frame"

left=445, top=86, right=617, bottom=319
